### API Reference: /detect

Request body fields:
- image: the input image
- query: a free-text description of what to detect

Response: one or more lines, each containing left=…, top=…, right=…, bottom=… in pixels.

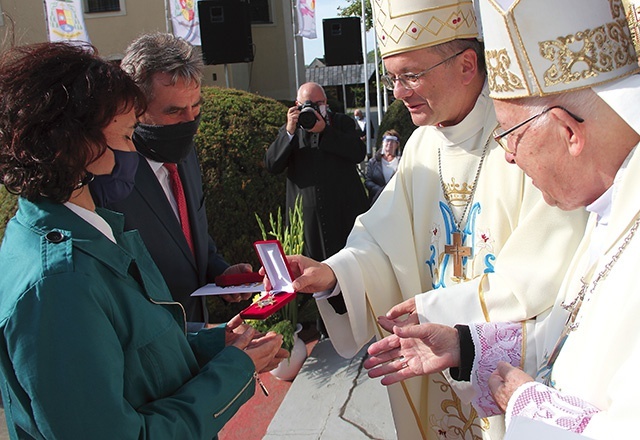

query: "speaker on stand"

left=198, top=0, right=254, bottom=69
left=322, top=17, right=363, bottom=66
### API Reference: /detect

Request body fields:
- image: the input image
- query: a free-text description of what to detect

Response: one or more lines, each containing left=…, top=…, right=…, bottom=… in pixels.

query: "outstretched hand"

left=378, top=297, right=419, bottom=333
left=364, top=323, right=460, bottom=385
left=232, top=326, right=287, bottom=373
left=224, top=314, right=252, bottom=345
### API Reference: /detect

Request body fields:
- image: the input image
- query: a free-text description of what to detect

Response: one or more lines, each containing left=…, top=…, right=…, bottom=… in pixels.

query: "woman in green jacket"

left=0, top=42, right=285, bottom=439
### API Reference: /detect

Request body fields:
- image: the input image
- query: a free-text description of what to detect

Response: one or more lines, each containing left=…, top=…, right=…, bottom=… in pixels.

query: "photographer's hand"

left=308, top=110, right=326, bottom=133
left=286, top=105, right=299, bottom=135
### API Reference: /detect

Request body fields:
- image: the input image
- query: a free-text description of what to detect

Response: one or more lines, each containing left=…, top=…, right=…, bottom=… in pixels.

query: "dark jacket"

left=108, top=146, right=229, bottom=324
left=265, top=111, right=369, bottom=262
left=0, top=198, right=254, bottom=439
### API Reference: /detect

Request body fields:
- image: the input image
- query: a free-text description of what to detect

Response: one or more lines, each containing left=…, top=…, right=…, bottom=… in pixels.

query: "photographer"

left=265, top=82, right=368, bottom=323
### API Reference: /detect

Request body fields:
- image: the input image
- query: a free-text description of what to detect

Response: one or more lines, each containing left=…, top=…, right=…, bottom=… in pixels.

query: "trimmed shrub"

left=0, top=186, right=17, bottom=241
left=196, top=87, right=288, bottom=322
left=196, top=87, right=287, bottom=268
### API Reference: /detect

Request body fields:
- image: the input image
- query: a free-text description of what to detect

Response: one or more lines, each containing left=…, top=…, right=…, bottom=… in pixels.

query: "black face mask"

left=133, top=113, right=201, bottom=164
left=89, top=147, right=140, bottom=207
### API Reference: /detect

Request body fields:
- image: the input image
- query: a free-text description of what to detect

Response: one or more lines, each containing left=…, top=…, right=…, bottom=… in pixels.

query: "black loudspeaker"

left=198, top=0, right=254, bottom=65
left=323, top=17, right=363, bottom=66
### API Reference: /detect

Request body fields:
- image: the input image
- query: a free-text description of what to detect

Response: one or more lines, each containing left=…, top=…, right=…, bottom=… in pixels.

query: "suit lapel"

left=135, top=159, right=197, bottom=267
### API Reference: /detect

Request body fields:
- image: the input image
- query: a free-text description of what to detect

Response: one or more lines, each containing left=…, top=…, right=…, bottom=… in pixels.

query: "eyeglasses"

left=380, top=49, right=467, bottom=91
left=492, top=105, right=584, bottom=154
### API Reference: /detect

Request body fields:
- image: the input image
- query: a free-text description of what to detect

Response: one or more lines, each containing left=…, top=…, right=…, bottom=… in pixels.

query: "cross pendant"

left=444, top=231, right=472, bottom=279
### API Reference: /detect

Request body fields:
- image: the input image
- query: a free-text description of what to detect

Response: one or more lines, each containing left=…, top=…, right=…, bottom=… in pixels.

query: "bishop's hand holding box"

left=239, top=240, right=297, bottom=320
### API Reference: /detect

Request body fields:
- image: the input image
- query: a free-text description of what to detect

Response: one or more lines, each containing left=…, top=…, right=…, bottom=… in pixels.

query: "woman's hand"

left=232, top=329, right=287, bottom=373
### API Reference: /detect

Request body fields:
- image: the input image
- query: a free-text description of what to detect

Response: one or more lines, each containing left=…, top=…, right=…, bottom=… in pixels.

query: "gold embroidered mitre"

left=623, top=0, right=640, bottom=55
left=372, top=0, right=478, bottom=58
left=479, top=0, right=640, bottom=99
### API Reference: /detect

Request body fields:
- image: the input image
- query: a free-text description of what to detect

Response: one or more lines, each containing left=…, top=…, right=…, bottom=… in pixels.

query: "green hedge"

left=195, top=87, right=288, bottom=321
left=0, top=186, right=17, bottom=240
left=196, top=87, right=287, bottom=269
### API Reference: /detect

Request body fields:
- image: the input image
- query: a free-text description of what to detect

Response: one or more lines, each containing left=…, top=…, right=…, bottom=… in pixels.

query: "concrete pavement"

left=265, top=338, right=397, bottom=440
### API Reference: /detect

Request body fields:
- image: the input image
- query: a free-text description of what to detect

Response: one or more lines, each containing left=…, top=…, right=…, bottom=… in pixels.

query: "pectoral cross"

left=444, top=232, right=472, bottom=279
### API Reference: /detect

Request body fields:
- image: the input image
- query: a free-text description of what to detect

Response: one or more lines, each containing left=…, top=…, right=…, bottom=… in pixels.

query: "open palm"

left=364, top=323, right=460, bottom=385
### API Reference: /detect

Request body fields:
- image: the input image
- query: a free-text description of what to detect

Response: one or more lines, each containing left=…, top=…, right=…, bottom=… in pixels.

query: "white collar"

left=435, top=81, right=493, bottom=150
left=585, top=146, right=637, bottom=225
left=64, top=202, right=116, bottom=243
left=146, top=157, right=165, bottom=173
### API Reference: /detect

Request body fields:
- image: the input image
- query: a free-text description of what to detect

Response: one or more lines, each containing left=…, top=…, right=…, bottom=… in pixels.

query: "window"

left=85, top=0, right=120, bottom=13
left=250, top=0, right=272, bottom=24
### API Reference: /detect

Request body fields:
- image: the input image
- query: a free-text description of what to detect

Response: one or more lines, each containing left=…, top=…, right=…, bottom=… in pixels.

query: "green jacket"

left=0, top=198, right=255, bottom=439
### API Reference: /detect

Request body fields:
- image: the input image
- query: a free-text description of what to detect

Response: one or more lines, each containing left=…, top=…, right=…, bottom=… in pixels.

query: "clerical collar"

left=436, top=81, right=492, bottom=149
left=586, top=145, right=637, bottom=226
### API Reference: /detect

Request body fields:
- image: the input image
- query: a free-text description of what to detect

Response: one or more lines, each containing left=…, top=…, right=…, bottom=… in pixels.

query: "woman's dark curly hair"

left=0, top=42, right=146, bottom=202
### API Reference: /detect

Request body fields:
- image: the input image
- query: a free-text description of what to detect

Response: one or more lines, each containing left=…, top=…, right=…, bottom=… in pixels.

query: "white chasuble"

left=318, top=86, right=588, bottom=440
left=527, top=144, right=640, bottom=439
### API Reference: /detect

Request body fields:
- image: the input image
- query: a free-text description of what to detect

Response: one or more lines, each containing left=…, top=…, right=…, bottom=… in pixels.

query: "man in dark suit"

left=108, top=33, right=250, bottom=330
left=266, top=82, right=369, bottom=264
left=265, top=82, right=369, bottom=319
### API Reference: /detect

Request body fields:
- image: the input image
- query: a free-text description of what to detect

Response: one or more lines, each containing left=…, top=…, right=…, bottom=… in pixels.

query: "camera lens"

left=298, top=108, right=317, bottom=130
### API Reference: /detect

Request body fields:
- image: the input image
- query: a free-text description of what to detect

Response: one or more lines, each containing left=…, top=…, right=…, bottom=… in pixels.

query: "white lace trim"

left=505, top=382, right=600, bottom=433
left=469, top=322, right=523, bottom=417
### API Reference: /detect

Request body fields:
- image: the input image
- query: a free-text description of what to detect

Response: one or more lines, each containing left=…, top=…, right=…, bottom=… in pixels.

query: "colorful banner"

left=171, top=0, right=201, bottom=45
left=44, top=0, right=90, bottom=43
left=297, top=0, right=317, bottom=39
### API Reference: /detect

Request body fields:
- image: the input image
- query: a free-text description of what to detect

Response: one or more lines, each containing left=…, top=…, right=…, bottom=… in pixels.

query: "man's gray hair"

left=121, top=32, right=204, bottom=101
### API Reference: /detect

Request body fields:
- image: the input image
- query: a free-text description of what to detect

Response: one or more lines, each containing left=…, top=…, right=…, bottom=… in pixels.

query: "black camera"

left=297, top=100, right=320, bottom=130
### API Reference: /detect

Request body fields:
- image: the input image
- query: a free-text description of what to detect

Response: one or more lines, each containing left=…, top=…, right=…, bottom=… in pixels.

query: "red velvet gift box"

left=239, top=240, right=297, bottom=320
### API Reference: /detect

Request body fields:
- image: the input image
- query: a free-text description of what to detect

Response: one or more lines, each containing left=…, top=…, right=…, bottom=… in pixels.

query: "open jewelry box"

left=239, top=240, right=297, bottom=320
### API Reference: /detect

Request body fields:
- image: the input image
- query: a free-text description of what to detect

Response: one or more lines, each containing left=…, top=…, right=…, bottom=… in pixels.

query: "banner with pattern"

left=44, top=0, right=90, bottom=43
left=171, top=0, right=201, bottom=45
left=297, top=0, right=317, bottom=39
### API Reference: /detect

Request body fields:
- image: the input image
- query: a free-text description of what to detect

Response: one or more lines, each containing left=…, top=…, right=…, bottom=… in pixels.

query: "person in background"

left=0, top=41, right=285, bottom=439
left=354, top=108, right=375, bottom=144
left=265, top=82, right=369, bottom=319
left=108, top=33, right=251, bottom=331
left=266, top=83, right=369, bottom=264
left=365, top=129, right=401, bottom=205
left=365, top=0, right=640, bottom=438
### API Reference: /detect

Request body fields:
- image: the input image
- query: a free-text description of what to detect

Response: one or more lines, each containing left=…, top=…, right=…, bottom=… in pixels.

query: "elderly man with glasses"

left=283, top=1, right=588, bottom=439
left=365, top=0, right=640, bottom=438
